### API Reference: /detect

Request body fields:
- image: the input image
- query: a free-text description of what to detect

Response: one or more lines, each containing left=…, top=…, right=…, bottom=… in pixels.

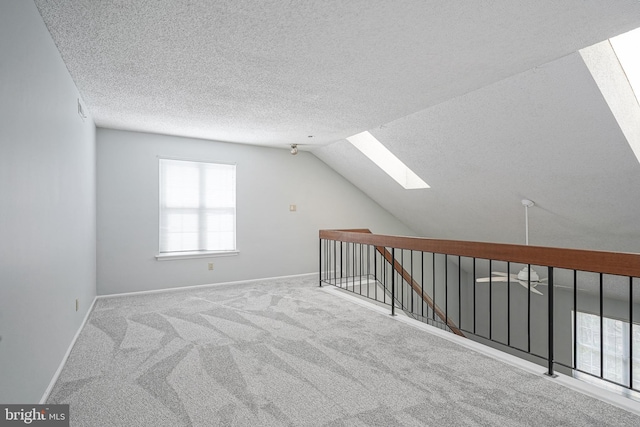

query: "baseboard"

left=98, top=272, right=319, bottom=299
left=39, top=295, right=98, bottom=404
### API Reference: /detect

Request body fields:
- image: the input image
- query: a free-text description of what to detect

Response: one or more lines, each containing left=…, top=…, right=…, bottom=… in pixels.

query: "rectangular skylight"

left=610, top=27, right=640, bottom=106
left=347, top=131, right=430, bottom=189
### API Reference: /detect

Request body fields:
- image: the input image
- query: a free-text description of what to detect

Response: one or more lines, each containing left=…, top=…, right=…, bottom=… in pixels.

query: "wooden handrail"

left=320, top=230, right=640, bottom=278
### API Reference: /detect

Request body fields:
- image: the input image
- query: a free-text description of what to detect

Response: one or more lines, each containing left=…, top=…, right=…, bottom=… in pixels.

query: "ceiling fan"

left=476, top=199, right=546, bottom=295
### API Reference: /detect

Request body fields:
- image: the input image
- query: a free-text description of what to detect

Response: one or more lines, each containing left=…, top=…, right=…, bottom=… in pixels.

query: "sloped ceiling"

left=34, top=0, right=640, bottom=252
left=315, top=52, right=640, bottom=252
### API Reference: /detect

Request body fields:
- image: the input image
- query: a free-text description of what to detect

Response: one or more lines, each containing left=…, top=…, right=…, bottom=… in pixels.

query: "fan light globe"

left=517, top=267, right=539, bottom=282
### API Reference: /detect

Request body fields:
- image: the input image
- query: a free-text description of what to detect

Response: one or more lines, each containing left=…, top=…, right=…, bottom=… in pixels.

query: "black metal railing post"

left=319, top=238, right=322, bottom=287
left=489, top=259, right=492, bottom=341
left=599, top=273, right=604, bottom=380
left=630, top=276, right=634, bottom=390
left=507, top=261, right=511, bottom=347
left=391, top=247, right=396, bottom=316
left=546, top=266, right=555, bottom=377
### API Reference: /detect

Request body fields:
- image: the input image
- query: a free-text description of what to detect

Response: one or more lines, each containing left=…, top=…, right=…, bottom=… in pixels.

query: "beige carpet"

left=47, top=276, right=640, bottom=426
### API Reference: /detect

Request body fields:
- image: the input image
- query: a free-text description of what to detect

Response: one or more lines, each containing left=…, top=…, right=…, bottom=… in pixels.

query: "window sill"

left=155, top=250, right=240, bottom=261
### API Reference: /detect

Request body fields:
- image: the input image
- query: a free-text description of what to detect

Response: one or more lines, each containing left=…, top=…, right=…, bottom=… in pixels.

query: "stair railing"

left=319, top=229, right=640, bottom=392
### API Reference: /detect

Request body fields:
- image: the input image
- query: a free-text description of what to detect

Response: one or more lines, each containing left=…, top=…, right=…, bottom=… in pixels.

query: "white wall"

left=0, top=1, right=96, bottom=403
left=97, top=129, right=414, bottom=295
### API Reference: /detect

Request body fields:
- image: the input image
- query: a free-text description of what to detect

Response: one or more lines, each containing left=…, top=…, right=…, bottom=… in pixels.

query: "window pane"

left=576, top=311, right=636, bottom=387
left=577, top=312, right=601, bottom=376
left=162, top=162, right=199, bottom=208
left=160, top=212, right=199, bottom=252
left=204, top=164, right=236, bottom=208
left=159, top=159, right=236, bottom=253
left=205, top=212, right=235, bottom=250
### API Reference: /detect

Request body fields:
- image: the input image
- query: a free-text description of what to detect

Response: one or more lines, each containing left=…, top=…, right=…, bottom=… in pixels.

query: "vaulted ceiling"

left=34, top=0, right=640, bottom=252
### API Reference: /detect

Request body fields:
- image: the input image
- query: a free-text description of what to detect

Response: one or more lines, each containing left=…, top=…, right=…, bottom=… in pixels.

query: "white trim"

left=97, top=272, right=318, bottom=298
left=40, top=296, right=98, bottom=404
left=320, top=285, right=640, bottom=417
left=156, top=155, right=237, bottom=166
left=155, top=250, right=239, bottom=260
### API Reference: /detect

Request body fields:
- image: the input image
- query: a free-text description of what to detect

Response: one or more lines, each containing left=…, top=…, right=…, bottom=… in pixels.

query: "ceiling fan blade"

left=491, top=271, right=509, bottom=277
left=517, top=280, right=544, bottom=295
left=477, top=276, right=510, bottom=282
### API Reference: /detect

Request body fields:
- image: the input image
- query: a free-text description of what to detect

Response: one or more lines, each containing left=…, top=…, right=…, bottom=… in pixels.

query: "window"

left=158, top=158, right=236, bottom=259
left=575, top=311, right=640, bottom=387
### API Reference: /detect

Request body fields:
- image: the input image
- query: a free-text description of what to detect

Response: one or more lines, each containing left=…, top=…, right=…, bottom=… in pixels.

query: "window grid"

left=159, top=159, right=236, bottom=253
left=576, top=311, right=640, bottom=387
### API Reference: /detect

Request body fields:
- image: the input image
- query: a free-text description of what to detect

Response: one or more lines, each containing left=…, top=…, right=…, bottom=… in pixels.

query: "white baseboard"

left=40, top=295, right=98, bottom=404
left=98, top=272, right=319, bottom=299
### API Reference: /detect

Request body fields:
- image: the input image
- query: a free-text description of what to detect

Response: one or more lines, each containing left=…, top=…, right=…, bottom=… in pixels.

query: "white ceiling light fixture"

left=476, top=199, right=547, bottom=295
left=346, top=131, right=430, bottom=190
left=290, top=144, right=298, bottom=155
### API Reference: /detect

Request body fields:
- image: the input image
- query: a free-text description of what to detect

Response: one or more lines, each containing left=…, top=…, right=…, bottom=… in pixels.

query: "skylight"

left=610, top=27, right=640, bottom=106
left=346, top=131, right=430, bottom=189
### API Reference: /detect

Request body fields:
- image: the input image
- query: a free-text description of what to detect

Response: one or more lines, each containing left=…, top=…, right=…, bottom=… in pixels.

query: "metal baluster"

left=600, top=273, right=604, bottom=379
left=352, top=242, right=355, bottom=292
left=445, top=255, right=448, bottom=331
left=340, top=241, right=343, bottom=285
left=458, top=256, right=461, bottom=331
left=400, top=249, right=404, bottom=310
left=473, top=257, right=477, bottom=335
left=374, top=247, right=378, bottom=301
left=507, top=261, right=511, bottom=347
left=573, top=270, right=577, bottom=370
left=391, top=248, right=396, bottom=316
left=489, top=259, right=492, bottom=341
left=333, top=240, right=338, bottom=286
left=630, top=276, right=634, bottom=389
left=366, top=245, right=370, bottom=299
left=547, top=267, right=555, bottom=377
left=432, top=253, right=436, bottom=322
left=411, top=250, right=414, bottom=315
left=421, top=252, right=425, bottom=319
left=383, top=249, right=387, bottom=304
left=527, top=264, right=531, bottom=353
left=359, top=243, right=363, bottom=296
left=319, top=238, right=322, bottom=287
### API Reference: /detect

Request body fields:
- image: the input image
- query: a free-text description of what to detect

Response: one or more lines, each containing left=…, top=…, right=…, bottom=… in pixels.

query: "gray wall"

left=0, top=1, right=97, bottom=403
left=97, top=128, right=414, bottom=295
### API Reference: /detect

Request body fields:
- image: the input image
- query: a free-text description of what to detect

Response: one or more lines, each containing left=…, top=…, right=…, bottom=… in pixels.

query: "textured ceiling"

left=34, top=0, right=640, bottom=253
left=34, top=0, right=640, bottom=146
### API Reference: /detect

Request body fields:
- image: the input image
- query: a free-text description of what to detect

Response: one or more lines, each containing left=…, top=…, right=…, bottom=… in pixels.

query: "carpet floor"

left=47, top=276, right=640, bottom=426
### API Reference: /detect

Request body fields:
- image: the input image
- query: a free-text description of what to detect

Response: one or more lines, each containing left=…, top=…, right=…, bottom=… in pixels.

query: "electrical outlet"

left=75, top=298, right=79, bottom=312
left=208, top=262, right=214, bottom=271
left=289, top=204, right=297, bottom=212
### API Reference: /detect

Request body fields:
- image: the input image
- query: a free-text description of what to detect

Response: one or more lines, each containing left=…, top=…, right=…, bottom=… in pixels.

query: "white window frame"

left=156, top=157, right=239, bottom=261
